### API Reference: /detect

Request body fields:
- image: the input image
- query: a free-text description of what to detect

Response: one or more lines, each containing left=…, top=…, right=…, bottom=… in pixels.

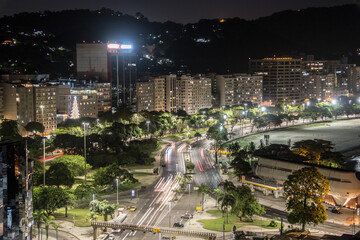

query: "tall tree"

left=230, top=185, right=265, bottom=221
left=46, top=162, right=75, bottom=188
left=25, top=122, right=45, bottom=134
left=0, top=120, right=21, bottom=141
left=196, top=184, right=212, bottom=211
left=33, top=186, right=70, bottom=216
left=283, top=167, right=330, bottom=231
left=207, top=123, right=228, bottom=165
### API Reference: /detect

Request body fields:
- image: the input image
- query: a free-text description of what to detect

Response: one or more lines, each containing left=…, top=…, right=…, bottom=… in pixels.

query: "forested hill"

left=0, top=4, right=359, bottom=76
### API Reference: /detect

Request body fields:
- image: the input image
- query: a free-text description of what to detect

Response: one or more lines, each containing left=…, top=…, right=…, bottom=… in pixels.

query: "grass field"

left=54, top=207, right=105, bottom=227
left=197, top=210, right=279, bottom=232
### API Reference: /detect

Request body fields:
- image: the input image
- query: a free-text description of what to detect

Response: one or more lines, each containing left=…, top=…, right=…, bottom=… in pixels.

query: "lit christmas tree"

left=70, top=96, right=80, bottom=119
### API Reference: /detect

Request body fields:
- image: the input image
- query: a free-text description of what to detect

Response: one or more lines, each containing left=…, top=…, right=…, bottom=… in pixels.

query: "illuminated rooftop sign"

left=107, top=43, right=133, bottom=50
left=107, top=43, right=120, bottom=49
left=120, top=44, right=132, bottom=49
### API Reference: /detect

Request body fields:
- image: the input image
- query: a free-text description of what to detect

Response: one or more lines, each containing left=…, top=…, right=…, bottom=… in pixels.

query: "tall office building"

left=0, top=140, right=33, bottom=240
left=216, top=74, right=263, bottom=106
left=76, top=43, right=135, bottom=106
left=249, top=58, right=302, bottom=104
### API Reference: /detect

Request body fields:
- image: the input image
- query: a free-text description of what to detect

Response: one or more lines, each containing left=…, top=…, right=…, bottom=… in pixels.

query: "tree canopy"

left=283, top=167, right=330, bottom=231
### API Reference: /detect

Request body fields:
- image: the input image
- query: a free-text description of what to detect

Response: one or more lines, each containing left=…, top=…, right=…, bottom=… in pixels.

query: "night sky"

left=0, top=0, right=357, bottom=23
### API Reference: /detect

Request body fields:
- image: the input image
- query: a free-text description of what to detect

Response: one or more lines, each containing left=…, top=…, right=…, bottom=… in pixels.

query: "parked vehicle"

left=173, top=222, right=184, bottom=228
left=181, top=213, right=193, bottom=219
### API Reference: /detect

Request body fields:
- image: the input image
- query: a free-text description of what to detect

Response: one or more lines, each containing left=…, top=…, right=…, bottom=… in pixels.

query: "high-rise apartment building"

left=301, top=74, right=335, bottom=101
left=136, top=78, right=165, bottom=112
left=249, top=58, right=302, bottom=104
left=0, top=83, right=57, bottom=133
left=33, top=85, right=57, bottom=133
left=176, top=75, right=212, bottom=114
left=136, top=75, right=212, bottom=114
left=164, top=75, right=177, bottom=113
left=0, top=140, right=33, bottom=239
left=216, top=74, right=263, bottom=106
left=95, top=83, right=112, bottom=113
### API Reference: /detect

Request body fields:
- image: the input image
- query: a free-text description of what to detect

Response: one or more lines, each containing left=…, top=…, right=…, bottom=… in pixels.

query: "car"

left=161, top=163, right=166, bottom=167
left=130, top=206, right=136, bottom=211
left=173, top=222, right=184, bottom=228
left=181, top=213, right=193, bottom=219
left=331, top=207, right=342, bottom=214
left=162, top=235, right=172, bottom=239
left=108, top=234, right=115, bottom=240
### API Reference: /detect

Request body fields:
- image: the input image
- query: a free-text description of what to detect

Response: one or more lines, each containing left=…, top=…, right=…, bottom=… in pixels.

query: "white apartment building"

left=216, top=74, right=263, bottom=106
left=136, top=75, right=212, bottom=114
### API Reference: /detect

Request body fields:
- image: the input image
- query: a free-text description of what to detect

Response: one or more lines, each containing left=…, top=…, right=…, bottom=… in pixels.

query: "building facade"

left=33, top=85, right=57, bottom=133
left=0, top=140, right=33, bottom=240
left=0, top=83, right=57, bottom=133
left=216, top=74, right=263, bottom=106
left=301, top=74, right=335, bottom=101
left=249, top=58, right=302, bottom=104
left=136, top=75, right=212, bottom=114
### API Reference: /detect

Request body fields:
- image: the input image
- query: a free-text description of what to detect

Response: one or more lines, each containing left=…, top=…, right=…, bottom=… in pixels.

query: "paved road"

left=112, top=141, right=190, bottom=240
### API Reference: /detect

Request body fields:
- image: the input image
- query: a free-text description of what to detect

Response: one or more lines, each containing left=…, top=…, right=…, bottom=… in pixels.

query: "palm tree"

left=50, top=222, right=59, bottom=240
left=33, top=210, right=45, bottom=240
left=218, top=192, right=235, bottom=224
left=213, top=189, right=224, bottom=208
left=196, top=184, right=212, bottom=211
left=219, top=180, right=235, bottom=192
left=42, top=215, right=55, bottom=240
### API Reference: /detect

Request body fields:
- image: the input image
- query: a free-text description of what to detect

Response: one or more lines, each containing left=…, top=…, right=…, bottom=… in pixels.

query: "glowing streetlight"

left=116, top=179, right=119, bottom=205
left=146, top=120, right=150, bottom=133
left=331, top=99, right=337, bottom=105
left=83, top=122, right=89, bottom=183
left=306, top=101, right=310, bottom=107
left=261, top=106, right=266, bottom=112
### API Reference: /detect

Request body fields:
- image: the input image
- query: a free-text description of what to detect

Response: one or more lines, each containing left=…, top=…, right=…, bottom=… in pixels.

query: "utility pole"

left=83, top=123, right=89, bottom=183
left=116, top=55, right=119, bottom=107
left=123, top=55, right=126, bottom=106
left=40, top=105, right=46, bottom=186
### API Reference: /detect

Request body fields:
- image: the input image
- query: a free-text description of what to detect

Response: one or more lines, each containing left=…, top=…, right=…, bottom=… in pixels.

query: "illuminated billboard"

left=120, top=44, right=132, bottom=49
left=107, top=43, right=132, bottom=50
left=107, top=43, right=120, bottom=49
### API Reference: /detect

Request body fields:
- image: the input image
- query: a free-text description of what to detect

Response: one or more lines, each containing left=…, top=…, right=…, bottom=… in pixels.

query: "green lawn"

left=197, top=210, right=279, bottom=232
left=54, top=207, right=105, bottom=227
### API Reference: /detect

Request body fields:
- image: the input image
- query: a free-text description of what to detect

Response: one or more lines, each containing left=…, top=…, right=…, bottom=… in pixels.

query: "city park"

left=1, top=98, right=359, bottom=239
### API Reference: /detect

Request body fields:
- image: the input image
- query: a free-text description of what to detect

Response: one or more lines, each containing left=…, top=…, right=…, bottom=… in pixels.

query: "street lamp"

left=261, top=106, right=266, bottom=112
left=331, top=99, right=337, bottom=105
left=83, top=122, right=89, bottom=183
left=116, top=179, right=119, bottom=205
left=186, top=125, right=190, bottom=139
left=146, top=120, right=150, bottom=133
left=40, top=105, right=46, bottom=186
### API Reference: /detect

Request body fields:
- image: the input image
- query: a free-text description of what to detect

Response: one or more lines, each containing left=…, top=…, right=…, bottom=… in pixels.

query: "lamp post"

left=146, top=120, right=150, bottom=133
left=83, top=122, right=89, bottom=183
left=40, top=105, right=46, bottom=186
left=116, top=179, right=119, bottom=205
